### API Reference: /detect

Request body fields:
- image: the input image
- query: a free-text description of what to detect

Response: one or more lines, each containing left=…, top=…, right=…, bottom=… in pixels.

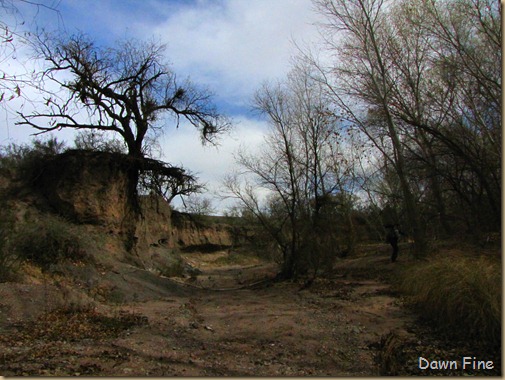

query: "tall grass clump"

left=398, top=252, right=501, bottom=347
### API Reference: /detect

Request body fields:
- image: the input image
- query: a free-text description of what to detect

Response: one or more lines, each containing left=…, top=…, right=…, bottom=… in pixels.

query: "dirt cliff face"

left=33, top=150, right=132, bottom=231
left=30, top=151, right=244, bottom=269
left=134, top=195, right=247, bottom=269
left=170, top=212, right=239, bottom=250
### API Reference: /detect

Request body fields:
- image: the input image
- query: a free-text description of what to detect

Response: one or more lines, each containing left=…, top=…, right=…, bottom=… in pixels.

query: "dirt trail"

left=122, top=278, right=410, bottom=376
left=0, top=251, right=416, bottom=376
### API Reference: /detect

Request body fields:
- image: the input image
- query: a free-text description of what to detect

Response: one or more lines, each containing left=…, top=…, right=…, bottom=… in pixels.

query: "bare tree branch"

left=17, top=33, right=231, bottom=159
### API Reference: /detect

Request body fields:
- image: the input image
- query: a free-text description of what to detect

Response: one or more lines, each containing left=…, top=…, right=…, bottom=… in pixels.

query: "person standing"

left=385, top=224, right=401, bottom=262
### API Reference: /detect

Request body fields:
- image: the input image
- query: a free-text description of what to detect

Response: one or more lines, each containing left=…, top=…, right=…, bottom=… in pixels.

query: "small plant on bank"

left=10, top=215, right=87, bottom=270
left=0, top=137, right=66, bottom=183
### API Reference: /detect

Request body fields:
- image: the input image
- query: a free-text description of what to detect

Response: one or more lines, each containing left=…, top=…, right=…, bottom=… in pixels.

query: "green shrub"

left=398, top=252, right=501, bottom=347
left=11, top=216, right=86, bottom=269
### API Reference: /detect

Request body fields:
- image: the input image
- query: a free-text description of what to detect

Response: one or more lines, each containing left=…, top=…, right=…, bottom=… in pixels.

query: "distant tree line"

left=226, top=0, right=500, bottom=279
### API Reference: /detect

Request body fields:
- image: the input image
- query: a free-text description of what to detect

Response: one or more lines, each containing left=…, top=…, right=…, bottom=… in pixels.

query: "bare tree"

left=225, top=64, right=350, bottom=279
left=311, top=0, right=500, bottom=243
left=394, top=0, right=501, bottom=228
left=307, top=0, right=501, bottom=248
left=183, top=194, right=216, bottom=216
left=311, top=0, right=428, bottom=256
left=18, top=33, right=230, bottom=159
left=15, top=33, right=230, bottom=208
left=0, top=1, right=60, bottom=106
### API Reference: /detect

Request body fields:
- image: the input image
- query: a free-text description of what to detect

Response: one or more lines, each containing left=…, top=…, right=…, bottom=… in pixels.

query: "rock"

left=183, top=264, right=202, bottom=277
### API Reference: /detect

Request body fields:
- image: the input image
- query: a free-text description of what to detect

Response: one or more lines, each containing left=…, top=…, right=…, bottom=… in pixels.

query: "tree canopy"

left=17, top=34, right=231, bottom=159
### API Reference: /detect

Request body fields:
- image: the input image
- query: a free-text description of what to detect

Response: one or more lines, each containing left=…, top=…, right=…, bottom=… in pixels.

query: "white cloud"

left=159, top=115, right=269, bottom=211
left=150, top=0, right=320, bottom=103
left=49, top=0, right=321, bottom=105
left=0, top=49, right=88, bottom=146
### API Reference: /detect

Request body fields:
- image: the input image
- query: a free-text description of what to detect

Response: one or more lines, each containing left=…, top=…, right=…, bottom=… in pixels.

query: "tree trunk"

left=385, top=113, right=427, bottom=257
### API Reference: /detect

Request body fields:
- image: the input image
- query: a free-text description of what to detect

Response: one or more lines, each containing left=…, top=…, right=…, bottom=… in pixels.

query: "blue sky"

left=1, top=0, right=323, bottom=212
left=11, top=0, right=320, bottom=116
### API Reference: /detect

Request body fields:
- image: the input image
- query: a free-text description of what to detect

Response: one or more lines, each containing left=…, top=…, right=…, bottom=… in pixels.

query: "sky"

left=0, top=0, right=324, bottom=213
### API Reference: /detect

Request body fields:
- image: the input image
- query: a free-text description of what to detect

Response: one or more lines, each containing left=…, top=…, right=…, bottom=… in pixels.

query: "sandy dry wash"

left=0, top=251, right=500, bottom=376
